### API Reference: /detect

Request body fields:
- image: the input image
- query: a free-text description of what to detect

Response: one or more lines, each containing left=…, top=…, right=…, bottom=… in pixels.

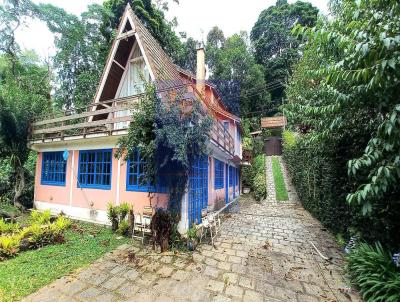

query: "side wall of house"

left=34, top=148, right=168, bottom=224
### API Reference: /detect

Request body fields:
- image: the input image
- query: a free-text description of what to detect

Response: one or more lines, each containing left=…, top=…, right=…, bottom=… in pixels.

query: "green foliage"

left=35, top=3, right=110, bottom=109
left=206, top=31, right=270, bottom=116
left=271, top=157, right=288, bottom=201
left=30, top=210, right=51, bottom=225
left=287, top=0, right=400, bottom=215
left=244, top=154, right=267, bottom=201
left=107, top=203, right=131, bottom=232
left=0, top=234, right=20, bottom=259
left=0, top=219, right=19, bottom=235
left=0, top=51, right=52, bottom=208
left=251, top=0, right=319, bottom=100
left=116, top=220, right=129, bottom=235
left=0, top=222, right=129, bottom=302
left=282, top=130, right=296, bottom=149
left=347, top=242, right=400, bottom=302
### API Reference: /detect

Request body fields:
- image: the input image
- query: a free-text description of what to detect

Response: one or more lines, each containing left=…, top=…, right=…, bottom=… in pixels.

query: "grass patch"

left=0, top=203, right=21, bottom=218
left=0, top=221, right=129, bottom=302
left=272, top=156, right=289, bottom=201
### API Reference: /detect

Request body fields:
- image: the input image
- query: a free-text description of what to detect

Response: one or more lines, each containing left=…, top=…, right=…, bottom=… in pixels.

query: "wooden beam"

left=113, top=60, right=125, bottom=70
left=116, top=29, right=136, bottom=41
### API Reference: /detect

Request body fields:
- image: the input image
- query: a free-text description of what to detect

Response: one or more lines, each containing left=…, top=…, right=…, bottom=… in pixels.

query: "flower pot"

left=243, top=188, right=250, bottom=194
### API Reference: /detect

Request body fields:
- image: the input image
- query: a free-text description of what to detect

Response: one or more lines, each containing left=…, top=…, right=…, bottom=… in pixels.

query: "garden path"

left=23, top=195, right=360, bottom=302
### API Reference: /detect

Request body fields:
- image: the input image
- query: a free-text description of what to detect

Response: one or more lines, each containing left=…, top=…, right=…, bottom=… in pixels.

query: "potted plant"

left=107, top=203, right=118, bottom=231
left=187, top=225, right=198, bottom=251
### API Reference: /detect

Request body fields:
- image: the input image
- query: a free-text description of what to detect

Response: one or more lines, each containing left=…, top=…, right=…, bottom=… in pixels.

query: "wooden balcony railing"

left=30, top=93, right=235, bottom=156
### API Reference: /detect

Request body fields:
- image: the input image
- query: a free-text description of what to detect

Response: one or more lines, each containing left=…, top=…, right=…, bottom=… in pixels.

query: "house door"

left=225, top=163, right=229, bottom=204
left=188, top=155, right=208, bottom=226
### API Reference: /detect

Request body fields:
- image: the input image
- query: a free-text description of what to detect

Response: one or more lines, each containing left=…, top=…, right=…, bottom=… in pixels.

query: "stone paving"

left=23, top=195, right=360, bottom=302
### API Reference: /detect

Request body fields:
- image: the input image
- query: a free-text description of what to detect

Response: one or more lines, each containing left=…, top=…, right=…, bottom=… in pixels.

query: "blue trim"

left=225, top=163, right=229, bottom=203
left=126, top=149, right=155, bottom=192
left=41, top=152, right=66, bottom=186
left=229, top=166, right=234, bottom=187
left=77, top=149, right=112, bottom=190
left=188, top=155, right=208, bottom=226
left=214, top=158, right=224, bottom=189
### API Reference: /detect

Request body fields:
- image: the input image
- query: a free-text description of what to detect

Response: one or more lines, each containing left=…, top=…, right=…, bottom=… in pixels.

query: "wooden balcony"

left=29, top=95, right=235, bottom=156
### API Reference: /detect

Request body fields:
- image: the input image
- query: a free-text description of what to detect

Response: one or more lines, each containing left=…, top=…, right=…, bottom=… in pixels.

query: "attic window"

left=123, top=20, right=132, bottom=33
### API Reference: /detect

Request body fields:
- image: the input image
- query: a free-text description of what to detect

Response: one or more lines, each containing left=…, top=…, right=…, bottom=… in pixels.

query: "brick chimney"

left=196, top=41, right=206, bottom=94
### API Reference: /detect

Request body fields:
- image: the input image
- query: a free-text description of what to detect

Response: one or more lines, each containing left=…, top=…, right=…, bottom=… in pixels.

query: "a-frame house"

left=29, top=4, right=242, bottom=231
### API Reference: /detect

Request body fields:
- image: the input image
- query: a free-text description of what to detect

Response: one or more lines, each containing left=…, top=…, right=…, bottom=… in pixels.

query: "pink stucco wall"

left=34, top=149, right=168, bottom=214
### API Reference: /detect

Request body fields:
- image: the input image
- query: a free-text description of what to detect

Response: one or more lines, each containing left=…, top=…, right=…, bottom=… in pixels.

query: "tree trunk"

left=13, top=166, right=25, bottom=210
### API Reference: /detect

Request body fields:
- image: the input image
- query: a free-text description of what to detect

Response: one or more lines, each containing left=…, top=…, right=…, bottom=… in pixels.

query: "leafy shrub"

left=347, top=242, right=400, bottom=302
left=0, top=218, right=20, bottom=234
left=282, top=131, right=400, bottom=249
left=253, top=173, right=267, bottom=201
left=0, top=234, right=21, bottom=259
left=30, top=209, right=51, bottom=224
left=116, top=220, right=129, bottom=235
left=117, top=203, right=130, bottom=222
left=107, top=203, right=119, bottom=231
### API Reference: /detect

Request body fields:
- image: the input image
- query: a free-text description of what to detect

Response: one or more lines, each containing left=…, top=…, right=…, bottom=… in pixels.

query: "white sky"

left=8, top=0, right=329, bottom=59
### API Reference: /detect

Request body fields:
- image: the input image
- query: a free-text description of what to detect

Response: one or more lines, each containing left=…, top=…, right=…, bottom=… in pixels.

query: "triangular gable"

left=93, top=4, right=182, bottom=103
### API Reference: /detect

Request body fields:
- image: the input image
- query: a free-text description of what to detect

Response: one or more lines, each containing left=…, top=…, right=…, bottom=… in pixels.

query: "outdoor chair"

left=132, top=207, right=153, bottom=244
left=199, top=210, right=220, bottom=247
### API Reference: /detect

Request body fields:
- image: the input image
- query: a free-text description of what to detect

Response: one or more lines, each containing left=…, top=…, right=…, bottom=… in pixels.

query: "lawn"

left=0, top=221, right=130, bottom=302
left=272, top=156, right=289, bottom=201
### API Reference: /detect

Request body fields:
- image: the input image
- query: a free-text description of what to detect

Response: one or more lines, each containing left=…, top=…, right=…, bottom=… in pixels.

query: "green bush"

left=347, top=242, right=400, bottom=302
left=30, top=209, right=51, bottom=224
left=242, top=154, right=267, bottom=201
left=0, top=234, right=21, bottom=259
left=116, top=220, right=129, bottom=235
left=282, top=131, right=400, bottom=249
left=0, top=218, right=20, bottom=235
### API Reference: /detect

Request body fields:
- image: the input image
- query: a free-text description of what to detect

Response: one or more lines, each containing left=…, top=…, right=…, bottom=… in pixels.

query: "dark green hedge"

left=242, top=154, right=267, bottom=201
left=282, top=131, right=400, bottom=250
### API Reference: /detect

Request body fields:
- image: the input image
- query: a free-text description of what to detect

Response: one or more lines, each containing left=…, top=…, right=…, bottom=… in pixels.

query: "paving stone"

left=205, top=257, right=219, bottom=267
left=243, top=289, right=263, bottom=302
left=157, top=265, right=174, bottom=278
left=212, top=294, right=232, bottom=302
left=204, top=265, right=220, bottom=278
left=217, top=261, right=231, bottom=271
left=75, top=287, right=102, bottom=301
left=222, top=272, right=238, bottom=284
left=238, top=277, right=255, bottom=289
left=225, top=284, right=244, bottom=299
left=123, top=269, right=139, bottom=280
left=116, top=283, right=140, bottom=298
left=102, top=276, right=126, bottom=290
left=297, top=293, right=320, bottom=302
left=59, top=279, right=87, bottom=296
left=171, top=269, right=190, bottom=281
left=228, top=255, right=242, bottom=264
left=207, top=279, right=225, bottom=293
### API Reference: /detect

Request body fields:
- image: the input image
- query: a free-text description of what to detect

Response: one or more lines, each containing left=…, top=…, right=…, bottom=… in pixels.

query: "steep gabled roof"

left=93, top=4, right=183, bottom=103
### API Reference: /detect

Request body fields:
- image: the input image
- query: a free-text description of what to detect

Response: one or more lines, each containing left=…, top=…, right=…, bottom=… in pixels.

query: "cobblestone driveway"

left=24, top=197, right=360, bottom=302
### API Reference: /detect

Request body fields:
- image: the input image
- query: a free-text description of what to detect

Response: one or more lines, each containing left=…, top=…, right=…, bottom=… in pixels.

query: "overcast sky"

left=9, top=0, right=329, bottom=59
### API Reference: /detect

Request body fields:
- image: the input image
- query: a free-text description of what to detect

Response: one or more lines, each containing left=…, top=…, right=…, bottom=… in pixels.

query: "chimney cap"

left=196, top=41, right=205, bottom=50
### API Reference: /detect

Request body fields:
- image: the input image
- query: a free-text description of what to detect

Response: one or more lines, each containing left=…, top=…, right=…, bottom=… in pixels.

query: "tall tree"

left=36, top=3, right=110, bottom=109
left=206, top=31, right=270, bottom=117
left=251, top=0, right=319, bottom=100
left=0, top=52, right=52, bottom=208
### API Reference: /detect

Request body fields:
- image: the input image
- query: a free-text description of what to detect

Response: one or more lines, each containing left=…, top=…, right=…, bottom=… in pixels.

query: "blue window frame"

left=78, top=149, right=112, bottom=189
left=41, top=152, right=66, bottom=186
left=214, top=158, right=224, bottom=189
left=126, top=149, right=154, bottom=192
left=229, top=166, right=234, bottom=187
